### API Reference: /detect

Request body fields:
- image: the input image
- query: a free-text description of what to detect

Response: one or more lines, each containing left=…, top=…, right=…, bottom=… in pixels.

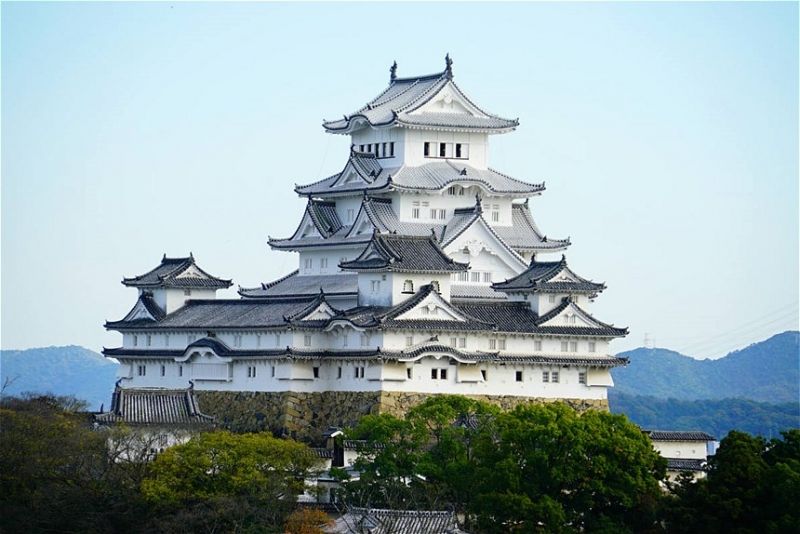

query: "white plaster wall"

left=652, top=441, right=709, bottom=460
left=350, top=128, right=404, bottom=167
left=402, top=129, right=489, bottom=169
left=357, top=273, right=393, bottom=306
left=165, top=288, right=216, bottom=314
left=390, top=273, right=451, bottom=303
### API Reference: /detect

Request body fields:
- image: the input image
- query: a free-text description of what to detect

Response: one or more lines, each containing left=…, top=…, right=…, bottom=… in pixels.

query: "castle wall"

left=194, top=390, right=608, bottom=442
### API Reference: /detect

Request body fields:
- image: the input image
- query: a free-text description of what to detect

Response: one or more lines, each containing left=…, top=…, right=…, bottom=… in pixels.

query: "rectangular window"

left=430, top=208, right=437, bottom=219
left=146, top=335, right=152, bottom=347
left=482, top=272, right=492, bottom=283
left=561, top=341, right=569, bottom=352
left=371, top=280, right=380, bottom=293
left=342, top=334, right=348, bottom=348
left=570, top=341, right=578, bottom=352
left=578, top=372, right=587, bottom=385
left=247, top=366, right=257, bottom=378
left=424, top=142, right=430, bottom=157
left=481, top=369, right=487, bottom=381
left=439, top=142, right=446, bottom=157
left=337, top=367, right=342, bottom=379
left=137, top=365, right=146, bottom=376
left=448, top=186, right=457, bottom=195
left=304, top=334, right=312, bottom=347
left=552, top=371, right=560, bottom=383
left=165, top=334, right=170, bottom=347
left=406, top=368, right=412, bottom=379
left=256, top=334, right=261, bottom=348
left=498, top=339, right=507, bottom=350
left=439, top=209, right=446, bottom=219
left=271, top=366, right=276, bottom=377
left=471, top=272, right=480, bottom=282
left=275, top=333, right=281, bottom=346
left=320, top=258, right=328, bottom=269
left=178, top=365, right=183, bottom=377
left=389, top=142, right=395, bottom=156
left=361, top=334, right=369, bottom=347
left=412, top=208, right=420, bottom=219
left=515, top=371, right=523, bottom=382
left=406, top=336, right=414, bottom=347
left=304, top=258, right=312, bottom=270
left=132, top=335, right=138, bottom=347
left=431, top=368, right=438, bottom=379
left=440, top=369, right=448, bottom=380
left=455, top=143, right=462, bottom=158
left=491, top=211, right=499, bottom=222
left=360, top=144, right=365, bottom=152
left=355, top=367, right=360, bottom=378
left=450, top=337, right=458, bottom=348
left=588, top=341, right=596, bottom=353
left=381, top=143, right=387, bottom=157
left=549, top=295, right=556, bottom=303
left=313, top=366, right=320, bottom=378
left=160, top=365, right=165, bottom=376
left=542, top=371, right=550, bottom=382
left=458, top=337, right=466, bottom=348
left=534, top=340, right=542, bottom=351
left=488, top=339, right=497, bottom=350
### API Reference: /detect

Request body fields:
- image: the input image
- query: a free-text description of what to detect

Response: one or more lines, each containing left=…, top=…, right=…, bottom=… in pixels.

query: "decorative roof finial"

left=390, top=61, right=398, bottom=82
left=445, top=53, right=453, bottom=79
left=475, top=194, right=483, bottom=214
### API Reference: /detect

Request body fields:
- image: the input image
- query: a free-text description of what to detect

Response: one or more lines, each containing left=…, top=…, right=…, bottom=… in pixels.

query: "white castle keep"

left=103, top=57, right=628, bottom=436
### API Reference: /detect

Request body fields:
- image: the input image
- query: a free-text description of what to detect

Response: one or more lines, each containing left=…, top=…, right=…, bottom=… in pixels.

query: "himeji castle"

left=103, top=57, right=628, bottom=438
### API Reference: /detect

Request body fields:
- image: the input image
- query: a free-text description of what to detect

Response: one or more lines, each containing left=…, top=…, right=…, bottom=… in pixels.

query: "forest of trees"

left=1, top=394, right=798, bottom=533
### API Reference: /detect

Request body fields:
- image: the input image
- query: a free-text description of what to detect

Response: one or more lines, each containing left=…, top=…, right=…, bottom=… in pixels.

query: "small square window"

left=515, top=371, right=523, bottom=382
left=304, top=334, right=312, bottom=347
left=552, top=371, right=560, bottom=383
left=534, top=340, right=542, bottom=351
left=542, top=371, right=549, bottom=383
left=458, top=337, right=466, bottom=348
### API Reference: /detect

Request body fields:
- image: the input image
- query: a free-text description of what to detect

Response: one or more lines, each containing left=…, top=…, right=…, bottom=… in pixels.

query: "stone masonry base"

left=195, top=391, right=609, bottom=442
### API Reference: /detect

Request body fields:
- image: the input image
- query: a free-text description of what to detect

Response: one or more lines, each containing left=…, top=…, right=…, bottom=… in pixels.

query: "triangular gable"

left=443, top=215, right=527, bottom=274
left=548, top=266, right=580, bottom=283
left=329, top=154, right=381, bottom=190
left=288, top=207, right=324, bottom=241
left=407, top=80, right=483, bottom=117
left=392, top=290, right=470, bottom=322
left=300, top=300, right=338, bottom=321
left=538, top=301, right=610, bottom=329
left=121, top=297, right=160, bottom=323
left=346, top=203, right=381, bottom=238
left=174, top=263, right=208, bottom=280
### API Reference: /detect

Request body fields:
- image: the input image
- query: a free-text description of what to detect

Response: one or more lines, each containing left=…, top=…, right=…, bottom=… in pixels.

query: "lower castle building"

left=102, top=58, right=628, bottom=439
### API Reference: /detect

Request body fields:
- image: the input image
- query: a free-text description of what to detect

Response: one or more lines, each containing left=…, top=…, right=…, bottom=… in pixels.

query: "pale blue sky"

left=2, top=2, right=798, bottom=358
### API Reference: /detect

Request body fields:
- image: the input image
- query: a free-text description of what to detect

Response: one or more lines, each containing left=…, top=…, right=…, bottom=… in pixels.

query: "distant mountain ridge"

left=611, top=331, right=800, bottom=403
left=1, top=345, right=118, bottom=410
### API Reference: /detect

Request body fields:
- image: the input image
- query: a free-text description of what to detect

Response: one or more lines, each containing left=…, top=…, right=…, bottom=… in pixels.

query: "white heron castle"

left=103, top=57, right=627, bottom=438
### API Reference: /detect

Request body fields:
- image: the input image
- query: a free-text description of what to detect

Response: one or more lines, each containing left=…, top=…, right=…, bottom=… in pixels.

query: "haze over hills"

left=0, top=346, right=118, bottom=411
left=611, top=331, right=800, bottom=403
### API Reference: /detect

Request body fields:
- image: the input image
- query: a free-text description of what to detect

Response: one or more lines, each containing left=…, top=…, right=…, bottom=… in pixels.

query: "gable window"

left=405, top=336, right=414, bottom=347
left=402, top=280, right=414, bottom=293
left=313, top=366, right=320, bottom=378
left=534, top=340, right=542, bottom=351
left=424, top=142, right=430, bottom=157
left=578, top=371, right=587, bottom=385
left=548, top=295, right=556, bottom=303
left=552, top=371, right=560, bottom=383
left=515, top=371, right=523, bottom=382
left=588, top=341, right=596, bottom=353
left=542, top=371, right=549, bottom=383
left=304, top=334, right=312, bottom=347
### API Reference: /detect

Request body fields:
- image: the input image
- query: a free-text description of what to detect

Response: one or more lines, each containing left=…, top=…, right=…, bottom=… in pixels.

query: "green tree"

left=141, top=430, right=322, bottom=529
left=665, top=429, right=800, bottom=534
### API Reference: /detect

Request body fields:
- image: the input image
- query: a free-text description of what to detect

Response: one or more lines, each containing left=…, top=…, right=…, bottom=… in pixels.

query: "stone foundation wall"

left=195, top=390, right=608, bottom=442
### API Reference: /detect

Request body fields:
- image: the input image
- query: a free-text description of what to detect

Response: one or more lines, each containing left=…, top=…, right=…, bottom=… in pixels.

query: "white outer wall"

left=651, top=441, right=710, bottom=460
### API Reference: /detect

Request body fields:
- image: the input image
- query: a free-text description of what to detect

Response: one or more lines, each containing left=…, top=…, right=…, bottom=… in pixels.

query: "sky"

left=2, top=2, right=798, bottom=359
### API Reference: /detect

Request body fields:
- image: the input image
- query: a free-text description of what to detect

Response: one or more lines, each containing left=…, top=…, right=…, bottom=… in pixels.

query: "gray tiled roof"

left=340, top=234, right=468, bottom=273
left=106, top=292, right=166, bottom=328
left=493, top=255, right=605, bottom=293
left=325, top=507, right=464, bottom=534
left=95, top=387, right=214, bottom=426
left=450, top=284, right=508, bottom=301
left=494, top=203, right=570, bottom=251
left=122, top=254, right=232, bottom=289
left=239, top=271, right=358, bottom=299
left=666, top=458, right=707, bottom=471
left=646, top=431, right=715, bottom=441
left=322, top=63, right=517, bottom=135
left=295, top=156, right=543, bottom=196
left=102, top=345, right=627, bottom=368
